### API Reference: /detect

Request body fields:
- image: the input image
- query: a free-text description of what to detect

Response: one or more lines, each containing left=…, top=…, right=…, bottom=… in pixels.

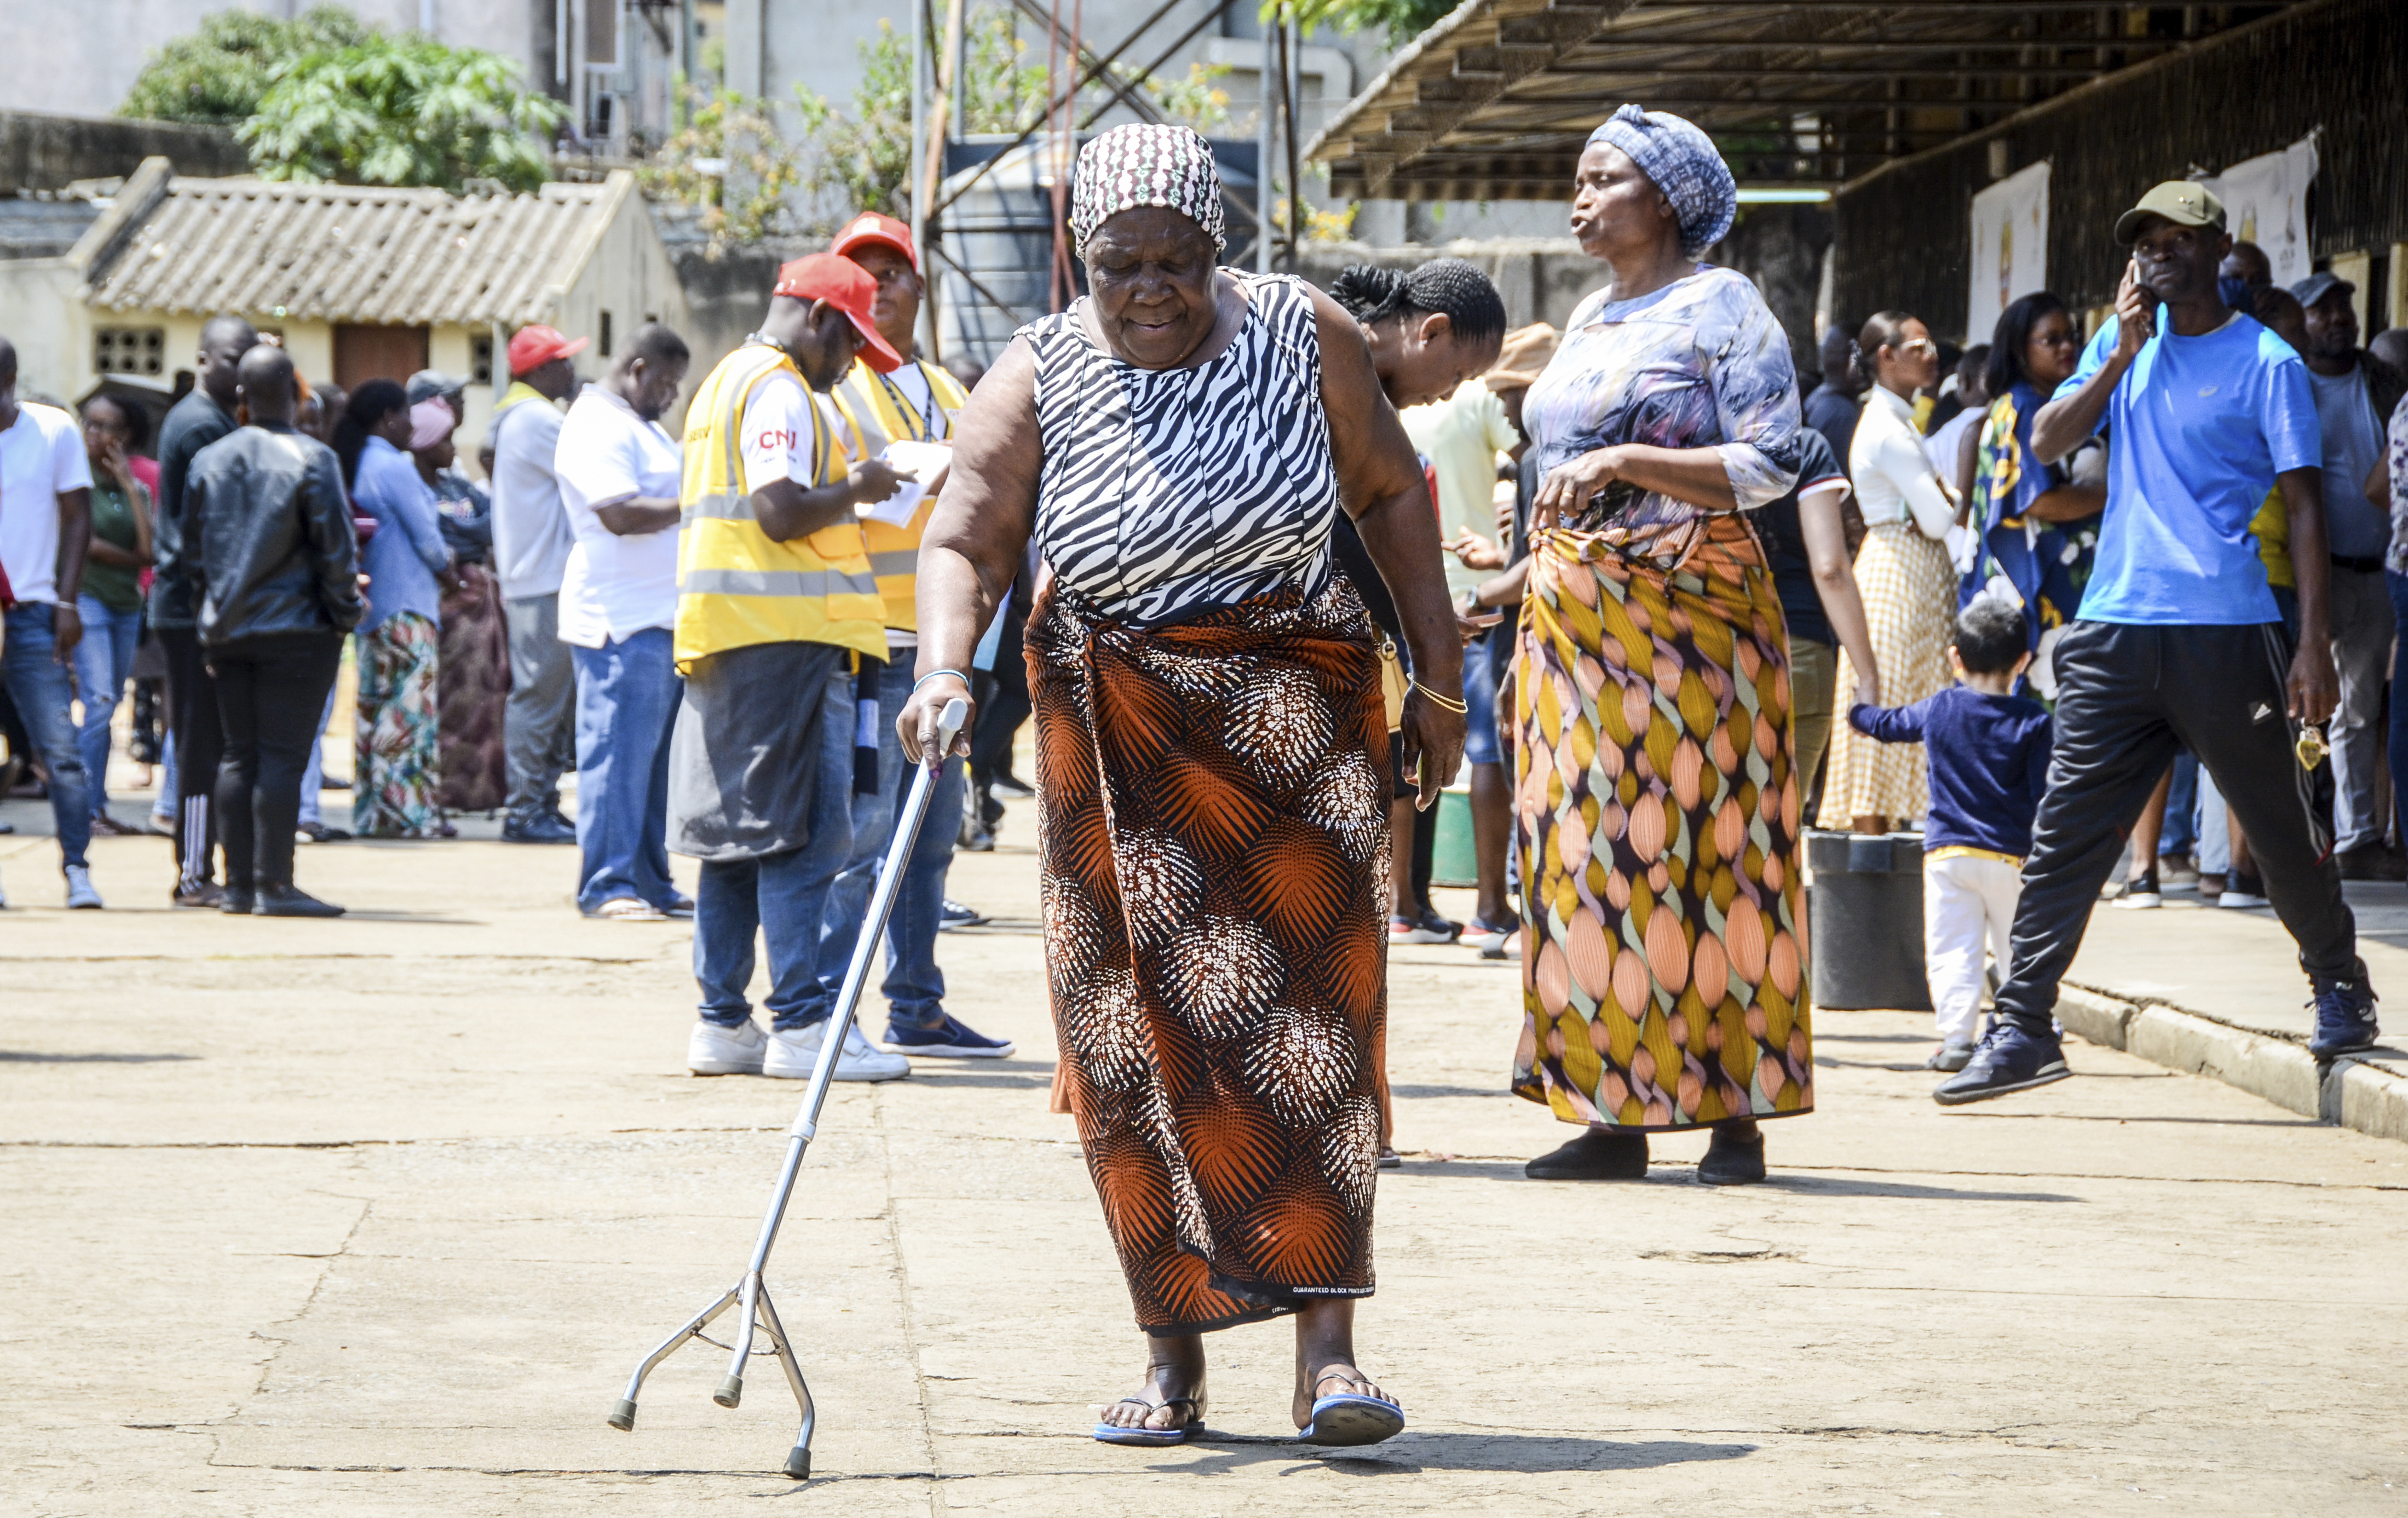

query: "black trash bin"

left=1806, top=830, right=1931, bottom=1011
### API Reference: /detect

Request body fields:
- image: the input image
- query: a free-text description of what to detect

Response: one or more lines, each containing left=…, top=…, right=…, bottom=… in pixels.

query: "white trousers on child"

left=1925, top=850, right=2024, bottom=1045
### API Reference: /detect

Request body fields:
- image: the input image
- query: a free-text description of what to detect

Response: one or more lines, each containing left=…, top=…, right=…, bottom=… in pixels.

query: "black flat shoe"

left=1696, top=1126, right=1767, bottom=1186
left=257, top=884, right=344, bottom=918
left=1525, top=1129, right=1648, bottom=1180
left=220, top=886, right=256, bottom=916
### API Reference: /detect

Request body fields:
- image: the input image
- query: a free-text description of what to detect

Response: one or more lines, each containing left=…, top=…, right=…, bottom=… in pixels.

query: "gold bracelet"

left=1411, top=680, right=1468, bottom=715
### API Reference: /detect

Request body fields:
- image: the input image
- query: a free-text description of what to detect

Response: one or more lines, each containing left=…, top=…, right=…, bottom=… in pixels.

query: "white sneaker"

left=63, top=865, right=103, bottom=910
left=688, top=1017, right=767, bottom=1076
left=764, top=1020, right=910, bottom=1082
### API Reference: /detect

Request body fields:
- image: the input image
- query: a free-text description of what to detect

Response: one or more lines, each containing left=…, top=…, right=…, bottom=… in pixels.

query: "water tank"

left=932, top=135, right=1258, bottom=369
left=1805, top=830, right=1932, bottom=1011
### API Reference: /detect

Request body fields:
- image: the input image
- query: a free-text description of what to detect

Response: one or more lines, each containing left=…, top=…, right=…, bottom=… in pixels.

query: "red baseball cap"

left=773, top=253, right=903, bottom=373
left=832, top=211, right=917, bottom=273
left=508, top=324, right=587, bottom=376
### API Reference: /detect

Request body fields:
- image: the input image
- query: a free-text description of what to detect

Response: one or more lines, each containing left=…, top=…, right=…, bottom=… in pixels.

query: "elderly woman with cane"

left=1508, top=106, right=1811, bottom=1188
left=900, top=124, right=1464, bottom=1448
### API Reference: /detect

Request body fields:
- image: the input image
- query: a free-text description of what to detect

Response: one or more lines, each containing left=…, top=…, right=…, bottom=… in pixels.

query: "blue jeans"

left=2, top=603, right=94, bottom=868
left=2161, top=750, right=2199, bottom=858
left=813, top=657, right=964, bottom=1032
left=2388, top=573, right=2408, bottom=841
left=297, top=683, right=337, bottom=827
left=886, top=751, right=965, bottom=1027
left=70, top=596, right=143, bottom=817
left=571, top=629, right=681, bottom=911
left=694, top=659, right=857, bottom=1031
left=1460, top=626, right=1501, bottom=767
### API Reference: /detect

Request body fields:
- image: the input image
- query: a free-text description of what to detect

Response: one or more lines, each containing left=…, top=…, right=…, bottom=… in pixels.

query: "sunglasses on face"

left=1894, top=338, right=1937, bottom=358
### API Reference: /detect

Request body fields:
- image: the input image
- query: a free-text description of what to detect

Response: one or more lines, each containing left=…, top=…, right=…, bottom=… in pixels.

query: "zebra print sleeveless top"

left=1025, top=271, right=1341, bottom=626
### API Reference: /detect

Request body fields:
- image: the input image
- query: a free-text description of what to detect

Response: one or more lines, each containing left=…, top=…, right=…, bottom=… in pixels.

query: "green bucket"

left=1430, top=786, right=1478, bottom=888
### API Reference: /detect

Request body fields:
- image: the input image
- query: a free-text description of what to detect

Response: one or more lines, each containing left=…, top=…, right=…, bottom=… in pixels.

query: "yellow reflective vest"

left=673, top=342, right=888, bottom=670
left=831, top=357, right=969, bottom=634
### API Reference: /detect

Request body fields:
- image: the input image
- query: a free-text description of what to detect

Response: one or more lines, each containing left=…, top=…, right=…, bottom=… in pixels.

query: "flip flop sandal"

left=1301, top=1375, right=1405, bottom=1446
left=1092, top=1395, right=1203, bottom=1446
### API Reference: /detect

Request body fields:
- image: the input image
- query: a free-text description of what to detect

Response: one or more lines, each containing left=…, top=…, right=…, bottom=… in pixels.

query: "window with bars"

left=471, top=335, right=495, bottom=386
left=94, top=327, right=165, bottom=377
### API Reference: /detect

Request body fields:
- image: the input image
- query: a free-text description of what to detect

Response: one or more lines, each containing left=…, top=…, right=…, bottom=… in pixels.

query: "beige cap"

left=2115, top=181, right=2226, bottom=244
left=1486, top=322, right=1560, bottom=391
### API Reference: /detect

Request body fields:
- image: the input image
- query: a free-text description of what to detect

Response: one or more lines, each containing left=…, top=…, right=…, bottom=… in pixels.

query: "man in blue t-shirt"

left=1935, top=181, right=2380, bottom=1106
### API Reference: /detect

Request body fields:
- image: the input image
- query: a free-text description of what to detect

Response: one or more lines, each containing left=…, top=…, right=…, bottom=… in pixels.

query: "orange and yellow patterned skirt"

left=1032, top=574, right=1390, bottom=1335
left=1508, top=513, right=1813, bottom=1131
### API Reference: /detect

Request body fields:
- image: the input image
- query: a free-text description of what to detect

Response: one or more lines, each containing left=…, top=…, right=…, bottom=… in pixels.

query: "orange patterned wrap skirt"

left=1030, top=576, right=1390, bottom=1335
left=1508, top=513, right=1814, bottom=1130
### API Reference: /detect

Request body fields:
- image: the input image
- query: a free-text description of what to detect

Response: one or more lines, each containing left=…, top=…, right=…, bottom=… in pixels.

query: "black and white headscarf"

left=1068, top=123, right=1226, bottom=256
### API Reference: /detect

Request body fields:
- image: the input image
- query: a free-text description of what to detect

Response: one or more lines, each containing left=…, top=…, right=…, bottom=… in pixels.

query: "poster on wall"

left=2204, top=134, right=2319, bottom=288
left=1967, top=160, right=2050, bottom=345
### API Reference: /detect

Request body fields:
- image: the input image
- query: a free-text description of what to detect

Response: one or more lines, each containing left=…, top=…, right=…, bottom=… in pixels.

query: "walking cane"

left=606, top=697, right=970, bottom=1481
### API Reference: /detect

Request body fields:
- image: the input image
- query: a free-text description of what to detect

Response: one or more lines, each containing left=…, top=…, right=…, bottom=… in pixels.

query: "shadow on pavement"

left=1168, top=1430, right=1756, bottom=1474
left=0, top=1050, right=198, bottom=1063
left=1762, top=1174, right=2080, bottom=1202
left=1393, top=1161, right=2078, bottom=1201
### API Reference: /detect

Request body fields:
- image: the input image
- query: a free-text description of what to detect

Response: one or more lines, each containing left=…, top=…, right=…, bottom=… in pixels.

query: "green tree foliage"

left=791, top=8, right=1238, bottom=222
left=640, top=89, right=810, bottom=252
left=119, top=7, right=563, bottom=194
left=239, top=39, right=566, bottom=194
left=793, top=21, right=917, bottom=219
left=117, top=5, right=371, bottom=124
left=1279, top=0, right=1456, bottom=47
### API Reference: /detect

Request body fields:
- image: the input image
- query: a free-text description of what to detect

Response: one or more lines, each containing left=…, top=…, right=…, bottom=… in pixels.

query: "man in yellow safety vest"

left=816, top=211, right=1013, bottom=1060
left=671, top=253, right=919, bottom=1083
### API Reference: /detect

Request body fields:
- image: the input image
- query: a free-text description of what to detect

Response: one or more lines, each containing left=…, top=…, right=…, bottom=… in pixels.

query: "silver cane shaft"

left=750, top=697, right=968, bottom=1272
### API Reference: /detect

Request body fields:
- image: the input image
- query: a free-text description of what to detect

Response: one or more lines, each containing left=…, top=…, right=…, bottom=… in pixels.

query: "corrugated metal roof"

left=82, top=174, right=629, bottom=326
left=1306, top=0, right=2320, bottom=200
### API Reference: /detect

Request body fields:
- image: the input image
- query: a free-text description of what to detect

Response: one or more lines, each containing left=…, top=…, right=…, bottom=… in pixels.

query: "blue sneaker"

left=1933, top=1023, right=2070, bottom=1106
left=939, top=897, right=988, bottom=930
left=883, top=1013, right=1016, bottom=1059
left=2307, top=963, right=2380, bottom=1059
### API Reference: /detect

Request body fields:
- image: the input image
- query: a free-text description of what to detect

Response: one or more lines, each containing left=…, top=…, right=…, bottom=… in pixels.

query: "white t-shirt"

left=555, top=386, right=684, bottom=648
left=738, top=370, right=839, bottom=494
left=1402, top=380, right=1522, bottom=597
left=0, top=402, right=95, bottom=606
left=490, top=395, right=573, bottom=601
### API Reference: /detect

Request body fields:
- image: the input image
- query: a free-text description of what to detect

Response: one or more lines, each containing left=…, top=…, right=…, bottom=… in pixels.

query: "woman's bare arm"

left=900, top=337, right=1042, bottom=762
left=1800, top=481, right=1879, bottom=706
left=2022, top=482, right=2106, bottom=523
left=1534, top=444, right=1738, bottom=524
left=1309, top=284, right=1467, bottom=806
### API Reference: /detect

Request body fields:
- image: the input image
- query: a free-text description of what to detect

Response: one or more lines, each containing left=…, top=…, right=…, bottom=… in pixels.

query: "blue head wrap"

left=1587, top=105, right=1737, bottom=258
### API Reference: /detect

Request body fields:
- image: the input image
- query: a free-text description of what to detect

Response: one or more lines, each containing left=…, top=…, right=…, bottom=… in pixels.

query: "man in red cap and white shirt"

left=816, top=211, right=1013, bottom=1059
left=491, top=323, right=589, bottom=843
left=672, top=254, right=920, bottom=1082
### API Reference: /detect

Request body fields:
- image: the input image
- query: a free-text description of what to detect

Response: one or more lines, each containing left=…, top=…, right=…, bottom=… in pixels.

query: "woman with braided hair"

left=1327, top=260, right=1508, bottom=947
left=901, top=125, right=1463, bottom=1448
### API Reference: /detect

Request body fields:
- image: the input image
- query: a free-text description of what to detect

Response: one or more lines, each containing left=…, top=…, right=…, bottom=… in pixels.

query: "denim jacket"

left=353, top=434, right=450, bottom=633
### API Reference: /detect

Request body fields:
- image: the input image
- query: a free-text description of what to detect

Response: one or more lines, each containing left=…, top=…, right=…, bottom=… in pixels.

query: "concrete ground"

left=2070, top=875, right=2408, bottom=1062
left=5, top=784, right=2408, bottom=1516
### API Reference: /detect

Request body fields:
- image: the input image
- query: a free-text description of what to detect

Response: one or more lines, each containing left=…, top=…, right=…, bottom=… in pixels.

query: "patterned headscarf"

left=1068, top=123, right=1226, bottom=257
left=1587, top=105, right=1737, bottom=258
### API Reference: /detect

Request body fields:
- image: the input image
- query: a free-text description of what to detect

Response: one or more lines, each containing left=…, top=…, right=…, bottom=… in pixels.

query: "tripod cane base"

left=608, top=1274, right=817, bottom=1479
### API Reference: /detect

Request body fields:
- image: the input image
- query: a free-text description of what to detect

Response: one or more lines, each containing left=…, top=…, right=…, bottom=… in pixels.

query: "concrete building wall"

left=0, top=259, right=95, bottom=405
left=0, top=1, right=552, bottom=123
left=555, top=189, right=698, bottom=428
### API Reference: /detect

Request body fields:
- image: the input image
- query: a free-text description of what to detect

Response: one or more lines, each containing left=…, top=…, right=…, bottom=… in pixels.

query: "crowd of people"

left=2, top=95, right=2404, bottom=1452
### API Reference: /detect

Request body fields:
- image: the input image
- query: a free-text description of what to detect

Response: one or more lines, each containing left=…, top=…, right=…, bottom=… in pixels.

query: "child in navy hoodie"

left=1849, top=598, right=2053, bottom=1071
